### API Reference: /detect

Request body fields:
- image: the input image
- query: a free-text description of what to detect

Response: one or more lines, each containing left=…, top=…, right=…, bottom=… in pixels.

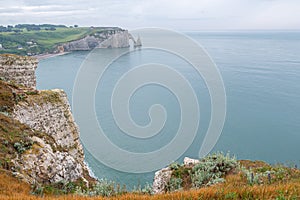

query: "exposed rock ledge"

left=152, top=167, right=172, bottom=194
left=152, top=157, right=200, bottom=194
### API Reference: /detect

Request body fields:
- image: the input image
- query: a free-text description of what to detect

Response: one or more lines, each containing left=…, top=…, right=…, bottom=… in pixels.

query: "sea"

left=36, top=31, right=300, bottom=188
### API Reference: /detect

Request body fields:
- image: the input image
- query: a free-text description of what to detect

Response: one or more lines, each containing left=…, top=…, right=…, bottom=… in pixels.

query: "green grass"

left=0, top=27, right=116, bottom=55
left=30, top=28, right=90, bottom=46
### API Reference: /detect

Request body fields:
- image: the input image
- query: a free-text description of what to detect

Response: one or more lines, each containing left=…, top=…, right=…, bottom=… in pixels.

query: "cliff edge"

left=0, top=54, right=93, bottom=185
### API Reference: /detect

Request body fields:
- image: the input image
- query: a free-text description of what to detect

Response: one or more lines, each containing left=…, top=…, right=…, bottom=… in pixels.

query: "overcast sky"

left=0, top=0, right=299, bottom=31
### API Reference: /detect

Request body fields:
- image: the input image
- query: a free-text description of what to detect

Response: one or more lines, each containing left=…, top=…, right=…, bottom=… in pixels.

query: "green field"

left=0, top=25, right=120, bottom=55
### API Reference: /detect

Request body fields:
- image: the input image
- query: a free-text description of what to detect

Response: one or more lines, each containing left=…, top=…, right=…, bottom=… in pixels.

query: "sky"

left=0, top=0, right=299, bottom=31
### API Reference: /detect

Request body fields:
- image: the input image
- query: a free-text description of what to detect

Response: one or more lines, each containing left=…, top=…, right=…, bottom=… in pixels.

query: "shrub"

left=87, top=179, right=115, bottom=197
left=141, top=183, right=153, bottom=195
left=31, top=183, right=44, bottom=196
left=191, top=152, right=238, bottom=188
left=13, top=138, right=33, bottom=154
left=31, top=181, right=79, bottom=196
left=169, top=162, right=180, bottom=170
left=25, top=90, right=38, bottom=95
left=166, top=177, right=183, bottom=192
left=132, top=182, right=153, bottom=195
left=240, top=164, right=296, bottom=186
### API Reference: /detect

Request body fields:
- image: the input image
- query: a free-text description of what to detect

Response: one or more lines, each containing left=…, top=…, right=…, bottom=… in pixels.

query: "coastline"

left=32, top=52, right=69, bottom=61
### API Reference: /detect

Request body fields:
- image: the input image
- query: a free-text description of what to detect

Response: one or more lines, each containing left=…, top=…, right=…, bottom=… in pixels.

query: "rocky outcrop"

left=135, top=36, right=142, bottom=47
left=0, top=54, right=38, bottom=89
left=152, top=167, right=172, bottom=194
left=128, top=34, right=142, bottom=47
left=153, top=157, right=200, bottom=194
left=183, top=157, right=200, bottom=167
left=12, top=89, right=89, bottom=184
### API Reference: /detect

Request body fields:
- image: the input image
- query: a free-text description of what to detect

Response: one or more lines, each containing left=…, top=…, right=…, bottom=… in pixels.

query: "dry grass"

left=0, top=167, right=300, bottom=200
left=0, top=170, right=31, bottom=198
left=0, top=80, right=15, bottom=112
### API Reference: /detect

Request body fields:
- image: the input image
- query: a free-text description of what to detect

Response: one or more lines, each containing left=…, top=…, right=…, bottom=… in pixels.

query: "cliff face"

left=63, top=36, right=101, bottom=51
left=98, top=30, right=130, bottom=48
left=12, top=89, right=88, bottom=183
left=62, top=30, right=131, bottom=51
left=0, top=54, right=92, bottom=185
left=0, top=54, right=38, bottom=89
left=13, top=89, right=84, bottom=161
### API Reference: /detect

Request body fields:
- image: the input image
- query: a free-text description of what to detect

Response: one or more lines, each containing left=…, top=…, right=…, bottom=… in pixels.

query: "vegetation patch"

left=0, top=80, right=36, bottom=113
left=240, top=160, right=300, bottom=185
left=13, top=139, right=34, bottom=154
left=25, top=90, right=63, bottom=105
left=0, top=113, right=32, bottom=169
left=166, top=152, right=238, bottom=192
left=31, top=178, right=88, bottom=197
left=0, top=81, right=15, bottom=113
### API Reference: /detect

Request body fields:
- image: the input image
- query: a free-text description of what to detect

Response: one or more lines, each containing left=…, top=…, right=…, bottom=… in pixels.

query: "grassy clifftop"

left=0, top=25, right=123, bottom=55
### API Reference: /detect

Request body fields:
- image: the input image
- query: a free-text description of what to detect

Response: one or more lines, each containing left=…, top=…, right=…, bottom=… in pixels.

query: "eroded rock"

left=13, top=136, right=83, bottom=183
left=12, top=88, right=90, bottom=184
left=152, top=167, right=172, bottom=194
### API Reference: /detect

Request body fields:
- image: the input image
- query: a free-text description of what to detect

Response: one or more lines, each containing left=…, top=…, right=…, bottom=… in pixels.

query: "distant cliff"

left=0, top=25, right=137, bottom=56
left=62, top=29, right=134, bottom=51
left=98, top=30, right=130, bottom=48
left=0, top=54, right=93, bottom=185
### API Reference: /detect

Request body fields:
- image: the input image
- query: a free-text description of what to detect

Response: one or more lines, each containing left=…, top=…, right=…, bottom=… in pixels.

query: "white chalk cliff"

left=0, top=54, right=92, bottom=185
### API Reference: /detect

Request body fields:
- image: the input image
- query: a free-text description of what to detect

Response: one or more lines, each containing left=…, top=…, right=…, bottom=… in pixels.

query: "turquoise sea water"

left=36, top=31, right=300, bottom=187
